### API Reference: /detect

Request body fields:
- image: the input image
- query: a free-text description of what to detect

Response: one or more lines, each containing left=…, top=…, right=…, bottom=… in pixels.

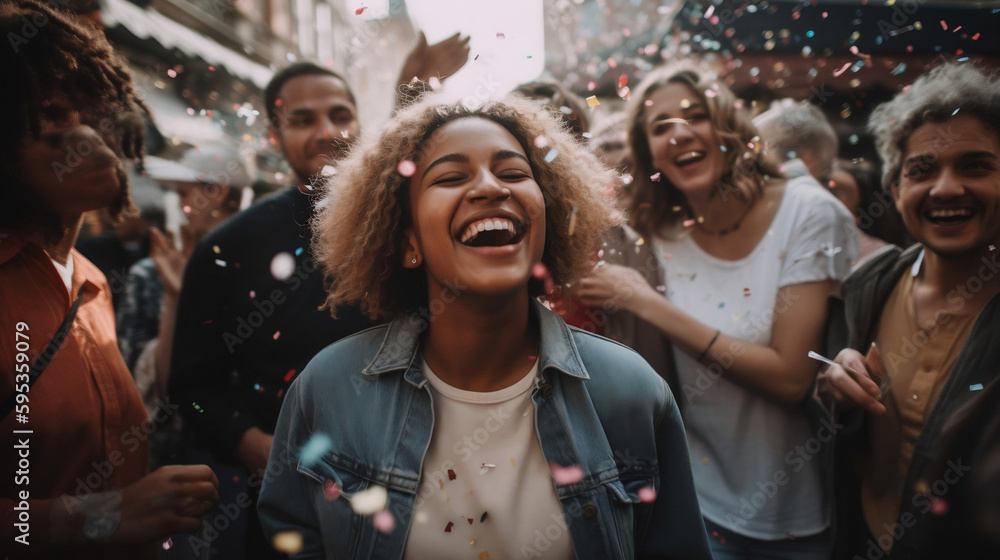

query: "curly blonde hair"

left=313, top=93, right=619, bottom=321
left=623, top=63, right=781, bottom=240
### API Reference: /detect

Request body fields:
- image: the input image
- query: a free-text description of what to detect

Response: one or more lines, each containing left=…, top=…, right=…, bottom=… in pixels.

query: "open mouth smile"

left=459, top=217, right=526, bottom=247
left=925, top=206, right=974, bottom=226
left=674, top=151, right=707, bottom=167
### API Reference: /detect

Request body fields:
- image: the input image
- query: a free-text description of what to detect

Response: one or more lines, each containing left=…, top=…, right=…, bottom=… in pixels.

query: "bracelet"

left=696, top=329, right=721, bottom=363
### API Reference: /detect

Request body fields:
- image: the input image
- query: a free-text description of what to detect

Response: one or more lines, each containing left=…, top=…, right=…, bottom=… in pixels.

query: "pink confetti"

left=273, top=331, right=281, bottom=340
left=743, top=287, right=751, bottom=297
left=284, top=369, right=297, bottom=383
left=638, top=487, right=657, bottom=503
left=373, top=511, right=396, bottom=533
left=355, top=6, right=366, bottom=15
left=549, top=463, right=585, bottom=485
left=832, top=63, right=852, bottom=77
left=972, top=32, right=980, bottom=40
left=683, top=219, right=696, bottom=228
left=607, top=57, right=618, bottom=69
left=249, top=290, right=256, bottom=299
left=323, top=479, right=342, bottom=501
left=650, top=172, right=661, bottom=182
left=397, top=160, right=416, bottom=177
left=162, top=538, right=173, bottom=550
left=952, top=25, right=961, bottom=33
left=496, top=32, right=505, bottom=39
left=930, top=498, right=948, bottom=515
left=939, top=20, right=947, bottom=30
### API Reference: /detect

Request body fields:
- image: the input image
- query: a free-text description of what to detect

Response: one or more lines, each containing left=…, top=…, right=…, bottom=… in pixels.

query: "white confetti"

left=270, top=252, right=296, bottom=280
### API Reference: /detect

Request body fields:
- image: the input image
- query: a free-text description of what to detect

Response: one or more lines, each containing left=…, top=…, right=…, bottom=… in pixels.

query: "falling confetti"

left=650, top=172, right=661, bottom=182
left=162, top=538, right=173, bottom=550
left=479, top=552, right=490, bottom=559
left=351, top=486, right=389, bottom=515
left=320, top=165, right=336, bottom=177
left=585, top=96, right=600, bottom=107
left=270, top=252, right=296, bottom=280
left=930, top=498, right=948, bottom=515
left=914, top=480, right=929, bottom=494
left=495, top=32, right=505, bottom=39
left=549, top=463, right=585, bottom=485
left=533, top=135, right=549, bottom=148
left=970, top=383, right=984, bottom=391
left=397, top=160, right=417, bottom=177
left=212, top=245, right=221, bottom=254
left=373, top=511, right=396, bottom=533
left=445, top=521, right=454, bottom=532
left=355, top=6, right=367, bottom=15
left=544, top=149, right=558, bottom=163
left=323, top=479, right=342, bottom=501
left=567, top=206, right=579, bottom=236
left=638, top=487, right=657, bottom=503
left=272, top=531, right=303, bottom=554
left=480, top=511, right=489, bottom=523
left=448, top=469, right=457, bottom=481
left=683, top=219, right=696, bottom=228
left=273, top=331, right=281, bottom=340
left=743, top=287, right=751, bottom=297
left=214, top=259, right=227, bottom=267
left=298, top=433, right=333, bottom=467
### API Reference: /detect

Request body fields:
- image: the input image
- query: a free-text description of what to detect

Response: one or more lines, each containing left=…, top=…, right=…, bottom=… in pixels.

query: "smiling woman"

left=257, top=91, right=714, bottom=559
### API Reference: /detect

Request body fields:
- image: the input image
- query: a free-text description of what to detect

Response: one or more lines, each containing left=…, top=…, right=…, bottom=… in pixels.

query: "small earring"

left=411, top=257, right=418, bottom=265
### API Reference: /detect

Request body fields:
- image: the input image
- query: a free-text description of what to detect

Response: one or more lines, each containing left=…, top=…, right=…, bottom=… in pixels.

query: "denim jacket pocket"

left=603, top=474, right=659, bottom=559
left=296, top=457, right=375, bottom=558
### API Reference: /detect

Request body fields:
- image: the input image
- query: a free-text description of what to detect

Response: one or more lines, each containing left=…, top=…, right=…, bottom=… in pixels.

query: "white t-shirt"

left=654, top=176, right=856, bottom=539
left=404, top=359, right=574, bottom=560
left=51, top=253, right=74, bottom=294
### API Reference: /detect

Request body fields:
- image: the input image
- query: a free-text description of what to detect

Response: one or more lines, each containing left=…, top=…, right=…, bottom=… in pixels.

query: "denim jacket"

left=258, top=300, right=712, bottom=560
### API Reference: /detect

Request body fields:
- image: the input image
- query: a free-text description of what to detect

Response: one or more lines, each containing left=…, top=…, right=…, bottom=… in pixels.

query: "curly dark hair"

left=623, top=62, right=781, bottom=240
left=313, top=93, right=619, bottom=321
left=0, top=0, right=148, bottom=241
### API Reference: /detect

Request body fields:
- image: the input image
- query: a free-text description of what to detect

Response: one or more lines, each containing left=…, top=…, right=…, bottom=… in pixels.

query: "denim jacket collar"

left=361, top=298, right=589, bottom=386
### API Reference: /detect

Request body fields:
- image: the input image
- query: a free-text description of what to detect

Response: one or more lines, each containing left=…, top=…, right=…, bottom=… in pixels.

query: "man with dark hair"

left=168, top=63, right=374, bottom=559
left=817, top=63, right=1000, bottom=560
left=0, top=1, right=218, bottom=557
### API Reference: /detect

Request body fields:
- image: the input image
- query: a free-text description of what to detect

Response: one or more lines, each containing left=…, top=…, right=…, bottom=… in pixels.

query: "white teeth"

left=675, top=151, right=703, bottom=164
left=928, top=208, right=972, bottom=218
left=460, top=218, right=515, bottom=244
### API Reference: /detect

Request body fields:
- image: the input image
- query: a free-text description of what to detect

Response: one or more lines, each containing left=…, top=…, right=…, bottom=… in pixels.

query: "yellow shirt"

left=861, top=271, right=977, bottom=551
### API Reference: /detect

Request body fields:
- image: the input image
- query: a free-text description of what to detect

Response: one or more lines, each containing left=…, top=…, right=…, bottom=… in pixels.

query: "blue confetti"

left=295, top=247, right=304, bottom=256
left=544, top=149, right=558, bottom=163
left=891, top=63, right=907, bottom=76
left=299, top=433, right=333, bottom=467
left=970, top=383, right=984, bottom=391
left=952, top=108, right=961, bottom=116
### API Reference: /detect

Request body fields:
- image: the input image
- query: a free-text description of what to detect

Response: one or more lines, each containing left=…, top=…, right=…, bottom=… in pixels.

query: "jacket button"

left=581, top=503, right=597, bottom=520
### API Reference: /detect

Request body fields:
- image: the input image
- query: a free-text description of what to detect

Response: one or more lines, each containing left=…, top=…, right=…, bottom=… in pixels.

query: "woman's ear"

left=402, top=228, right=422, bottom=268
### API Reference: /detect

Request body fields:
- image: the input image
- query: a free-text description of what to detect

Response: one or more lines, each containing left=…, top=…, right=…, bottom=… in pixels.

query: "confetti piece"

left=930, top=498, right=948, bottom=515
left=638, top=487, right=657, bottom=503
left=397, top=160, right=416, bottom=177
left=215, top=259, right=227, bottom=267
left=355, top=6, right=366, bottom=15
left=415, top=511, right=429, bottom=524
left=270, top=252, right=295, bottom=280
left=480, top=511, right=488, bottom=523
left=650, top=172, right=661, bottom=182
left=510, top=458, right=516, bottom=467
left=298, top=433, right=332, bottom=467
left=249, top=290, right=256, bottom=298
left=479, top=552, right=490, bottom=559
left=495, top=32, right=505, bottom=39
left=914, top=480, right=929, bottom=494
left=447, top=469, right=457, bottom=481
left=544, top=149, right=558, bottom=163
left=373, top=511, right=396, bottom=533
left=320, top=165, right=336, bottom=177
left=212, top=245, right=221, bottom=254
left=272, top=531, right=303, bottom=554
left=284, top=369, right=297, bottom=383
left=351, top=485, right=388, bottom=515
left=743, top=287, right=751, bottom=297
left=295, top=247, right=304, bottom=256
left=939, top=20, right=947, bottom=30
left=970, top=383, right=984, bottom=391
left=323, top=479, right=342, bottom=501
left=273, top=331, right=281, bottom=340
left=832, top=63, right=852, bottom=78
left=585, top=96, right=600, bottom=107
left=683, top=219, right=695, bottom=228
left=567, top=206, right=579, bottom=236
left=162, top=538, right=173, bottom=550
left=467, top=518, right=474, bottom=525
left=549, top=463, right=585, bottom=485
left=444, top=521, right=454, bottom=532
